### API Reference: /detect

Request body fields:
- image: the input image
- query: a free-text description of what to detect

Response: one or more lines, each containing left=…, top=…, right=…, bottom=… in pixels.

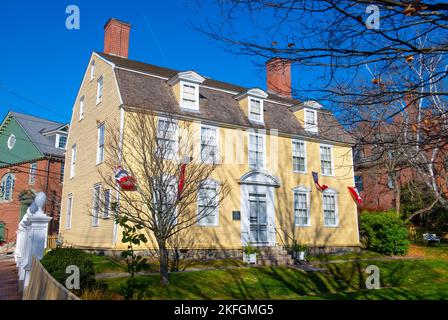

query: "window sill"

left=321, top=173, right=334, bottom=177
left=96, top=161, right=104, bottom=166
left=324, top=225, right=339, bottom=228
left=249, top=119, right=264, bottom=125
left=96, top=100, right=102, bottom=106
left=293, top=170, right=307, bottom=174
left=295, top=224, right=311, bottom=227
left=197, top=223, right=219, bottom=227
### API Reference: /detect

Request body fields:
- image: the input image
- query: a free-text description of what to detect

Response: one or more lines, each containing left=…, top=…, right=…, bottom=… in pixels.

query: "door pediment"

left=238, top=170, right=280, bottom=188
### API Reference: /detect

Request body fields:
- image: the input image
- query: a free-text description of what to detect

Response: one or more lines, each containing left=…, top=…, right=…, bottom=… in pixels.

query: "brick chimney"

left=104, top=18, right=131, bottom=58
left=266, top=58, right=292, bottom=98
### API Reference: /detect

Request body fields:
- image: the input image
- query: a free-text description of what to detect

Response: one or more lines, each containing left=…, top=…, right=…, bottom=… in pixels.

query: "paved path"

left=0, top=255, right=20, bottom=300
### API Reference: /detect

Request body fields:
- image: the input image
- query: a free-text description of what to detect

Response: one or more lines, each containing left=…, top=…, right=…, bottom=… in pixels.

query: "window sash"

left=198, top=184, right=218, bottom=225
left=248, top=134, right=264, bottom=169
left=79, top=97, right=84, bottom=120
left=92, top=185, right=101, bottom=226
left=29, top=163, right=37, bottom=184
left=292, top=141, right=306, bottom=172
left=70, top=145, right=76, bottom=178
left=157, top=119, right=177, bottom=159
left=201, top=126, right=217, bottom=163
left=323, top=194, right=337, bottom=226
left=58, top=136, right=67, bottom=149
left=249, top=99, right=262, bottom=121
left=97, top=77, right=103, bottom=103
left=182, top=84, right=197, bottom=109
left=294, top=192, right=309, bottom=225
left=66, top=195, right=73, bottom=228
left=1, top=175, right=14, bottom=201
left=103, top=190, right=110, bottom=218
left=320, top=146, right=333, bottom=175
left=97, top=125, right=105, bottom=163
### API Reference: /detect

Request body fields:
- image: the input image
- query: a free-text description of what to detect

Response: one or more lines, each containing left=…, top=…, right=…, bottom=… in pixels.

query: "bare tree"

left=98, top=108, right=230, bottom=286
left=194, top=0, right=447, bottom=109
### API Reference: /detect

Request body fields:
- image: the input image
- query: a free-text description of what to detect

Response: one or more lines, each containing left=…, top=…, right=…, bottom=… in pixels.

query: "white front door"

left=249, top=193, right=268, bottom=244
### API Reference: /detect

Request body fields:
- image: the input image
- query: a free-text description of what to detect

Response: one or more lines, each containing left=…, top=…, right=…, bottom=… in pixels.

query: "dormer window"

left=248, top=98, right=263, bottom=123
left=167, top=71, right=206, bottom=112
left=181, top=82, right=199, bottom=110
left=304, top=108, right=318, bottom=133
left=57, top=135, right=67, bottom=149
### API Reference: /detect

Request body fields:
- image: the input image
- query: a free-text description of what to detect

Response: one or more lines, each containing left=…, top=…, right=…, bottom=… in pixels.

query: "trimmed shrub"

left=41, top=248, right=96, bottom=291
left=359, top=211, right=409, bottom=255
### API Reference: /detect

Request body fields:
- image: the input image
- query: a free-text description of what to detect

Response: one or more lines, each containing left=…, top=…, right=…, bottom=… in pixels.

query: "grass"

left=307, top=250, right=385, bottom=262
left=88, top=244, right=448, bottom=300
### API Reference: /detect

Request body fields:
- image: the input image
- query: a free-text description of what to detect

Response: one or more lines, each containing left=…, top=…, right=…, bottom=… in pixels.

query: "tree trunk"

left=395, top=178, right=401, bottom=216
left=158, top=240, right=170, bottom=286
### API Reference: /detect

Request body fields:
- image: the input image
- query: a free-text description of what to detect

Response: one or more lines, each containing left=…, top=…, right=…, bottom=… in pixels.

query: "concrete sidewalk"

left=0, top=255, right=20, bottom=300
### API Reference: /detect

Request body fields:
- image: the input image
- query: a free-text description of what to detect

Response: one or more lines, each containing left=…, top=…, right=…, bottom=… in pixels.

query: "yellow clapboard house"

left=59, top=18, right=360, bottom=258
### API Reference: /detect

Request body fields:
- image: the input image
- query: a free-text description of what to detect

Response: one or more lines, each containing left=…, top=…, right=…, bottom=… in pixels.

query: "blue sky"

left=0, top=0, right=312, bottom=124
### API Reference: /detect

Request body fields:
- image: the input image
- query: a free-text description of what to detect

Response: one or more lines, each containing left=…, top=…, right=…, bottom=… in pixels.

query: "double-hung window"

left=304, top=109, right=318, bottom=132
left=29, top=163, right=37, bottom=184
left=157, top=118, right=177, bottom=159
left=320, top=145, right=333, bottom=175
left=248, top=98, right=263, bottom=122
left=92, top=184, right=101, bottom=226
left=294, top=189, right=310, bottom=226
left=248, top=133, right=264, bottom=169
left=181, top=83, right=199, bottom=110
left=292, top=140, right=306, bottom=172
left=79, top=96, right=84, bottom=120
left=58, top=135, right=67, bottom=149
left=103, top=189, right=111, bottom=219
left=201, top=125, right=218, bottom=163
left=323, top=192, right=338, bottom=227
left=96, top=76, right=103, bottom=104
left=66, top=194, right=73, bottom=229
left=97, top=123, right=105, bottom=164
left=90, top=60, right=95, bottom=80
left=70, top=144, right=76, bottom=178
left=197, top=180, right=219, bottom=226
left=0, top=174, right=14, bottom=202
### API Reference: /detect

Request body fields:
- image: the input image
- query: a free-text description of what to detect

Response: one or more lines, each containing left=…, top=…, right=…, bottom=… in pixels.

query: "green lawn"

left=89, top=245, right=448, bottom=300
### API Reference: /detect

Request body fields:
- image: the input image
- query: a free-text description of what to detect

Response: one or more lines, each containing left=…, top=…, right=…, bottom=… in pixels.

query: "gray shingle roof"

left=98, top=52, right=354, bottom=145
left=11, top=112, right=68, bottom=158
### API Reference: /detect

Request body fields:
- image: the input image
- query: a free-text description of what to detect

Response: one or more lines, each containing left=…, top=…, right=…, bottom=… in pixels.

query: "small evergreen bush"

left=41, top=248, right=96, bottom=291
left=359, top=211, right=409, bottom=255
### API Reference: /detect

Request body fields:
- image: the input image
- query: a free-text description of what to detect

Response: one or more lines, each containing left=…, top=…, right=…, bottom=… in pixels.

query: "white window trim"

left=293, top=186, right=311, bottom=227
left=55, top=134, right=67, bottom=149
left=70, top=144, right=76, bottom=179
left=320, top=143, right=334, bottom=177
left=29, top=163, right=37, bottom=185
left=96, top=76, right=104, bottom=105
left=90, top=60, right=95, bottom=81
left=65, top=193, right=73, bottom=229
left=179, top=81, right=200, bottom=111
left=157, top=117, right=179, bottom=160
left=304, top=108, right=318, bottom=133
left=292, top=139, right=307, bottom=173
left=197, top=179, right=220, bottom=227
left=92, top=184, right=102, bottom=227
left=7, top=134, right=16, bottom=150
left=248, top=131, right=266, bottom=170
left=79, top=96, right=85, bottom=121
left=200, top=124, right=219, bottom=164
left=96, top=123, right=105, bottom=165
left=248, top=97, right=264, bottom=124
left=322, top=188, right=339, bottom=227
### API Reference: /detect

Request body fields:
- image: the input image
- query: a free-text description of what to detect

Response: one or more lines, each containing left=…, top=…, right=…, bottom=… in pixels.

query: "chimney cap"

left=104, top=18, right=131, bottom=29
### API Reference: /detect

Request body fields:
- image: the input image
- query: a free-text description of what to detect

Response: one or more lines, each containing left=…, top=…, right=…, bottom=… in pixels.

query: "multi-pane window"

left=60, top=162, right=65, bottom=183
left=70, top=144, right=76, bottom=178
left=29, top=163, right=37, bottom=184
left=96, top=76, right=103, bottom=104
left=92, top=184, right=101, bottom=226
left=66, top=194, right=73, bottom=229
left=197, top=181, right=218, bottom=226
left=103, top=189, right=110, bottom=218
left=181, top=83, right=198, bottom=110
left=320, top=145, right=333, bottom=175
left=248, top=133, right=264, bottom=169
left=90, top=60, right=95, bottom=80
left=0, top=174, right=14, bottom=202
left=58, top=135, right=67, bottom=149
left=79, top=96, right=84, bottom=120
left=153, top=176, right=177, bottom=225
left=249, top=98, right=263, bottom=122
left=157, top=118, right=177, bottom=159
left=355, top=175, right=363, bottom=192
left=305, top=109, right=318, bottom=132
left=294, top=191, right=310, bottom=226
left=97, top=124, right=105, bottom=164
left=292, top=140, right=306, bottom=172
left=323, top=193, right=338, bottom=226
left=201, top=125, right=218, bottom=163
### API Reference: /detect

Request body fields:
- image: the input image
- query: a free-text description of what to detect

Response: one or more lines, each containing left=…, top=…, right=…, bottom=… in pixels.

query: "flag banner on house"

left=347, top=186, right=362, bottom=204
left=312, top=171, right=328, bottom=192
left=177, top=163, right=187, bottom=198
left=114, top=167, right=137, bottom=191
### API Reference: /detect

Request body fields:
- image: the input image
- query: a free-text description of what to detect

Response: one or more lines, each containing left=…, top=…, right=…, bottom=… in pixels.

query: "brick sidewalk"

left=0, top=256, right=20, bottom=300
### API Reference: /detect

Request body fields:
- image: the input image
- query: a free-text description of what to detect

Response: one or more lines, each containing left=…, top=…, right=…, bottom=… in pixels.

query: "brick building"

left=0, top=112, right=68, bottom=243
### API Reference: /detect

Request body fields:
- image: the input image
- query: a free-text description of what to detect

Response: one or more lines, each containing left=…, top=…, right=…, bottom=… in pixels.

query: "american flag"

left=312, top=171, right=328, bottom=192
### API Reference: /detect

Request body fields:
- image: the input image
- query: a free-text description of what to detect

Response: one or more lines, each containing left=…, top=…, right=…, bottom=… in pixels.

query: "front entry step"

left=255, top=246, right=294, bottom=266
